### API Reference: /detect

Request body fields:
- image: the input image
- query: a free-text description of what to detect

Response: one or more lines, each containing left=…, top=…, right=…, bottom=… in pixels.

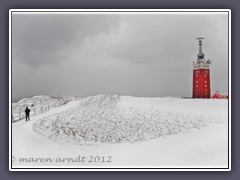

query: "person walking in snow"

left=25, top=107, right=30, bottom=121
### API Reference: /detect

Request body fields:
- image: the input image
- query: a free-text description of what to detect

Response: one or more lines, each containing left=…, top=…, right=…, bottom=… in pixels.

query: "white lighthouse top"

left=193, top=61, right=210, bottom=69
left=193, top=38, right=211, bottom=69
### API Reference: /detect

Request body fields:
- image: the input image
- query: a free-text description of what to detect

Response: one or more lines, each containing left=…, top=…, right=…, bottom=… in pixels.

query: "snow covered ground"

left=11, top=95, right=229, bottom=169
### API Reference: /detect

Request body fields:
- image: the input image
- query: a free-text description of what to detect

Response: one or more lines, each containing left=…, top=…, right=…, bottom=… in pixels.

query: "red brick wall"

left=192, top=69, right=211, bottom=98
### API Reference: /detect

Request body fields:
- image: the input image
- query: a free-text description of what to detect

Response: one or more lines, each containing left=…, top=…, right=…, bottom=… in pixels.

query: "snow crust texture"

left=33, top=95, right=227, bottom=144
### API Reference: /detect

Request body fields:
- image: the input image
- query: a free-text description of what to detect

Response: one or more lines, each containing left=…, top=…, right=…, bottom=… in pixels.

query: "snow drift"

left=33, top=95, right=228, bottom=144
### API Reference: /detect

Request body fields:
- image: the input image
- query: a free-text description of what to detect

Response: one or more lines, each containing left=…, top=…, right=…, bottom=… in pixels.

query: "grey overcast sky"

left=12, top=11, right=229, bottom=101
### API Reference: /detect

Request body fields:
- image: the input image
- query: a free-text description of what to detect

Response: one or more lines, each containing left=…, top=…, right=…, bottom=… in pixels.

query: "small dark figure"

left=25, top=107, right=30, bottom=121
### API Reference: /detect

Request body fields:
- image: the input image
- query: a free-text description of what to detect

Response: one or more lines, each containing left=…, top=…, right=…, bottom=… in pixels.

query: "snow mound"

left=33, top=95, right=228, bottom=144
left=12, top=95, right=81, bottom=122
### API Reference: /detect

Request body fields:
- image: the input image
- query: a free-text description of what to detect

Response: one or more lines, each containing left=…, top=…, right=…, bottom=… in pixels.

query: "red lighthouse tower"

left=192, top=38, right=212, bottom=98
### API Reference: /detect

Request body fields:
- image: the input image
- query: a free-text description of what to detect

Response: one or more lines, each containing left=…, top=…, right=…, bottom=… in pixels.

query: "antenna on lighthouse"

left=196, top=37, right=205, bottom=61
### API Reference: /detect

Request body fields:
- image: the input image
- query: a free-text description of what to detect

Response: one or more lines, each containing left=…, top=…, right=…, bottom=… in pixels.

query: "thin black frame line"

left=10, top=10, right=230, bottom=170
left=11, top=11, right=13, bottom=170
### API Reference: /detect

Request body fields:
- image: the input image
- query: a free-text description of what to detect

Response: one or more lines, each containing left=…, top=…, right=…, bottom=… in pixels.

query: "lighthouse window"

left=205, top=80, right=207, bottom=83
left=196, top=75, right=198, bottom=77
left=205, top=85, right=207, bottom=87
left=196, top=81, right=198, bottom=83
left=205, top=75, right=207, bottom=77
left=196, top=85, right=198, bottom=87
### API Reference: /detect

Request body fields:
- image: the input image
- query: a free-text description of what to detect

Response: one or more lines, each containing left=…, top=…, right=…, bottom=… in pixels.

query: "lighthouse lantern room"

left=192, top=38, right=212, bottom=98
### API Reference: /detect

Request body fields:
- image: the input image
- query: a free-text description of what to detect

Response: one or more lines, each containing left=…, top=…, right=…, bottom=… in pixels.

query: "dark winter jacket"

left=25, top=108, right=30, bottom=115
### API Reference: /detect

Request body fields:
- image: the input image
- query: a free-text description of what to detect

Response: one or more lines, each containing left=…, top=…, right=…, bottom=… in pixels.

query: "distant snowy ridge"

left=12, top=95, right=81, bottom=122
left=33, top=95, right=228, bottom=144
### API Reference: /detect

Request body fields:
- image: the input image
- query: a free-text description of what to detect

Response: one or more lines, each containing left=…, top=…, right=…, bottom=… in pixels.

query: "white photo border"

left=9, top=9, right=231, bottom=171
